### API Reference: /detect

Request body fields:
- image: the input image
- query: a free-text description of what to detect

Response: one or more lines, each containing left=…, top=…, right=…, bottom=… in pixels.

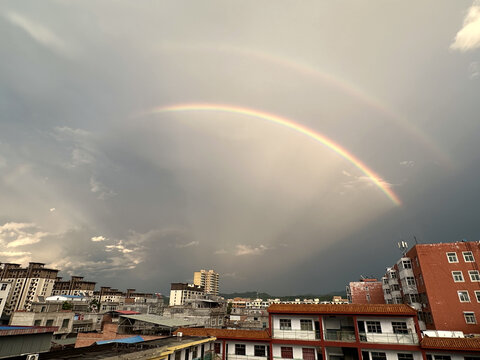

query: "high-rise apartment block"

left=0, top=262, right=59, bottom=315
left=194, top=269, right=219, bottom=295
left=382, top=241, right=480, bottom=333
left=52, top=275, right=96, bottom=297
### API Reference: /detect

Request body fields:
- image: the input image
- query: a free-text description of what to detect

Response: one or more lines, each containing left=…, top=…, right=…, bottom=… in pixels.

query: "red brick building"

left=382, top=241, right=480, bottom=333
left=347, top=279, right=386, bottom=304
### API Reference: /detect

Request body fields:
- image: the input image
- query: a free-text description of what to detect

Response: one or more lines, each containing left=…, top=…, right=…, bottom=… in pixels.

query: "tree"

left=62, top=301, right=73, bottom=310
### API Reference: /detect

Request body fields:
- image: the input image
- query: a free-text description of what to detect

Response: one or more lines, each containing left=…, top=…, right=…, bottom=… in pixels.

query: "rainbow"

left=157, top=43, right=450, bottom=166
left=144, top=103, right=402, bottom=206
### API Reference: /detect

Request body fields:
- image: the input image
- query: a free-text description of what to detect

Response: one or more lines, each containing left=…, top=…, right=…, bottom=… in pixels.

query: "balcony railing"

left=323, top=330, right=356, bottom=342
left=226, top=355, right=268, bottom=360
left=359, top=332, right=418, bottom=345
left=273, top=329, right=321, bottom=340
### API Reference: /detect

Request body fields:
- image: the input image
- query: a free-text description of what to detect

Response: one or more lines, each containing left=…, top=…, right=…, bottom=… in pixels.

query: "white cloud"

left=235, top=244, right=268, bottom=256
left=4, top=11, right=76, bottom=57
left=0, top=251, right=31, bottom=257
left=175, top=240, right=199, bottom=248
left=90, top=176, right=116, bottom=200
left=214, top=249, right=227, bottom=254
left=49, top=207, right=56, bottom=212
left=400, top=160, right=415, bottom=167
left=451, top=1, right=480, bottom=52
left=91, top=235, right=106, bottom=242
left=0, top=222, right=49, bottom=248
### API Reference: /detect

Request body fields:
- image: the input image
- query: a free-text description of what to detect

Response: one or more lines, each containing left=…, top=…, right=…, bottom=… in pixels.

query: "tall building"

left=346, top=278, right=385, bottom=304
left=169, top=283, right=204, bottom=306
left=52, top=275, right=96, bottom=297
left=193, top=269, right=219, bottom=295
left=0, top=262, right=59, bottom=315
left=0, top=281, right=11, bottom=316
left=382, top=240, right=480, bottom=333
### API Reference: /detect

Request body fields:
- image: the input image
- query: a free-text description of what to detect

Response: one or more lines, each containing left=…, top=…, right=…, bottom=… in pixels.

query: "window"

left=300, top=319, right=313, bottom=331
left=61, top=319, right=69, bottom=328
left=192, top=346, right=198, bottom=359
left=392, top=322, right=408, bottom=334
left=433, top=356, right=451, bottom=360
left=463, top=251, right=475, bottom=262
left=452, top=271, right=464, bottom=282
left=475, top=291, right=480, bottom=302
left=371, top=352, right=387, bottom=360
left=34, top=319, right=41, bottom=326
left=464, top=312, right=477, bottom=324
left=392, top=284, right=400, bottom=291
left=447, top=252, right=458, bottom=263
left=390, top=271, right=397, bottom=279
left=402, top=260, right=412, bottom=269
left=214, top=343, right=221, bottom=354
left=46, top=319, right=54, bottom=326
left=366, top=321, right=382, bottom=333
left=397, top=354, right=414, bottom=360
left=385, top=289, right=391, bottom=294
left=406, top=277, right=416, bottom=286
left=458, top=291, right=470, bottom=302
left=302, top=348, right=315, bottom=360
left=254, top=345, right=266, bottom=357
left=235, top=344, right=246, bottom=356
left=0, top=284, right=7, bottom=291
left=409, top=294, right=421, bottom=303
left=281, top=347, right=293, bottom=359
left=279, top=319, right=292, bottom=330
left=469, top=270, right=480, bottom=282
left=383, top=279, right=388, bottom=285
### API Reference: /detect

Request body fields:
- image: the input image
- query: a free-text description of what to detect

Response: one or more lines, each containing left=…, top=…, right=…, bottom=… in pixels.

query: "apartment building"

left=347, top=279, right=385, bottom=304
left=170, top=283, right=205, bottom=306
left=0, top=262, right=59, bottom=315
left=382, top=241, right=480, bottom=333
left=178, top=303, right=480, bottom=360
left=194, top=269, right=220, bottom=296
left=52, top=275, right=96, bottom=296
left=0, top=281, right=11, bottom=315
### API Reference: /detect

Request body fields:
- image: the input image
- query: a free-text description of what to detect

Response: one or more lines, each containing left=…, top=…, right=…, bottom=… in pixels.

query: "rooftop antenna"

left=398, top=240, right=408, bottom=256
left=413, top=236, right=419, bottom=245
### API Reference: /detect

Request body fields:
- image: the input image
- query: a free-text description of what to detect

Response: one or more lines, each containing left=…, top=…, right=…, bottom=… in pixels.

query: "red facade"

left=348, top=279, right=386, bottom=304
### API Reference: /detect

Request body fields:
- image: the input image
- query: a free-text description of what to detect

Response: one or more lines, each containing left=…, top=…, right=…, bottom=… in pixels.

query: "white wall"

left=362, top=349, right=422, bottom=360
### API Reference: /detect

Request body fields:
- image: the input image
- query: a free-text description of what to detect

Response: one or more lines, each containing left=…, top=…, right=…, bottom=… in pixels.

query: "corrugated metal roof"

left=96, top=335, right=144, bottom=345
left=421, top=337, right=480, bottom=351
left=119, top=314, right=197, bottom=327
left=267, top=303, right=416, bottom=315
left=176, top=328, right=270, bottom=340
left=0, top=325, right=58, bottom=336
left=114, top=310, right=141, bottom=315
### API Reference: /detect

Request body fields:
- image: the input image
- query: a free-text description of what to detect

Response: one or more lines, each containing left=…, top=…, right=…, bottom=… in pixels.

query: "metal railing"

left=359, top=332, right=418, bottom=344
left=323, top=330, right=356, bottom=342
left=226, top=355, right=268, bottom=360
left=272, top=329, right=321, bottom=340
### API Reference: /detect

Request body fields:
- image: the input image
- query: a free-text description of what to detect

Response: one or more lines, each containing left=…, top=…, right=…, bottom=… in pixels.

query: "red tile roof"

left=175, top=328, right=270, bottom=340
left=421, top=337, right=480, bottom=351
left=268, top=303, right=416, bottom=315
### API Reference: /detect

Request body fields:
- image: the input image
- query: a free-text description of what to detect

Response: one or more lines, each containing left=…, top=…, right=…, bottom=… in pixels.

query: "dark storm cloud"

left=1, top=0, right=479, bottom=295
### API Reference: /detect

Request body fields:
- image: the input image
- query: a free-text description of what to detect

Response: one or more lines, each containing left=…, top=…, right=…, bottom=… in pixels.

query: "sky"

left=1, top=0, right=480, bottom=296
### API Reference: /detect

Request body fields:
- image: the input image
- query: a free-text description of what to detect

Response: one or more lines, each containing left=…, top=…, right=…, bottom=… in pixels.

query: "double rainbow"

left=144, top=103, right=402, bottom=206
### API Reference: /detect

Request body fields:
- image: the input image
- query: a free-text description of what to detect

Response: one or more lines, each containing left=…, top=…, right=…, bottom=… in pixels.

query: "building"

left=164, top=296, right=227, bottom=327
left=382, top=241, right=480, bottom=333
left=177, top=303, right=480, bottom=360
left=0, top=281, right=11, bottom=316
left=347, top=279, right=385, bottom=304
left=52, top=275, right=96, bottom=297
left=194, top=269, right=220, bottom=296
left=169, top=283, right=205, bottom=306
left=0, top=262, right=59, bottom=315
left=9, top=307, right=75, bottom=337
left=0, top=325, right=57, bottom=358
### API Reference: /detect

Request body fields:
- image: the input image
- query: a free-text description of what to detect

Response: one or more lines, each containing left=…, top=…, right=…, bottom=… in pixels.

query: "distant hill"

left=220, top=290, right=347, bottom=301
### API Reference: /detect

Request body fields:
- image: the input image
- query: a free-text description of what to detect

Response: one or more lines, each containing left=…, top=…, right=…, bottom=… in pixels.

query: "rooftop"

left=119, top=314, right=198, bottom=328
left=421, top=336, right=480, bottom=351
left=267, top=303, right=417, bottom=315
left=176, top=327, right=271, bottom=340
left=0, top=325, right=58, bottom=336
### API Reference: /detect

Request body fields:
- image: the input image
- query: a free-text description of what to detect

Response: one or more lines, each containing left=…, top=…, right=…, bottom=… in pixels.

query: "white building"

left=0, top=282, right=11, bottom=315
left=194, top=269, right=219, bottom=295
left=169, top=283, right=205, bottom=306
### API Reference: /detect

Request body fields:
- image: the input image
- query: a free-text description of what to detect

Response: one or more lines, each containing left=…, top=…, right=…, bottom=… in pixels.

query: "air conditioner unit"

left=26, top=354, right=39, bottom=360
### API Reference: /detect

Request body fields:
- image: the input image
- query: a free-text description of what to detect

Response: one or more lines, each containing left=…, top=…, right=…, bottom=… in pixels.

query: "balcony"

left=359, top=332, right=418, bottom=345
left=273, top=329, right=320, bottom=340
left=323, top=330, right=356, bottom=342
left=227, top=355, right=268, bottom=360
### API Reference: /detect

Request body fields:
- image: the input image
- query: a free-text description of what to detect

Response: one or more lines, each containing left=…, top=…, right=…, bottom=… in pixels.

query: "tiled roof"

left=175, top=328, right=270, bottom=340
left=421, top=337, right=480, bottom=351
left=268, top=303, right=416, bottom=315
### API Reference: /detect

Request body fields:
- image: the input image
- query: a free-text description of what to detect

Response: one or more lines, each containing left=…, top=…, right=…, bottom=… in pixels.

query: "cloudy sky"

left=1, top=0, right=480, bottom=295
